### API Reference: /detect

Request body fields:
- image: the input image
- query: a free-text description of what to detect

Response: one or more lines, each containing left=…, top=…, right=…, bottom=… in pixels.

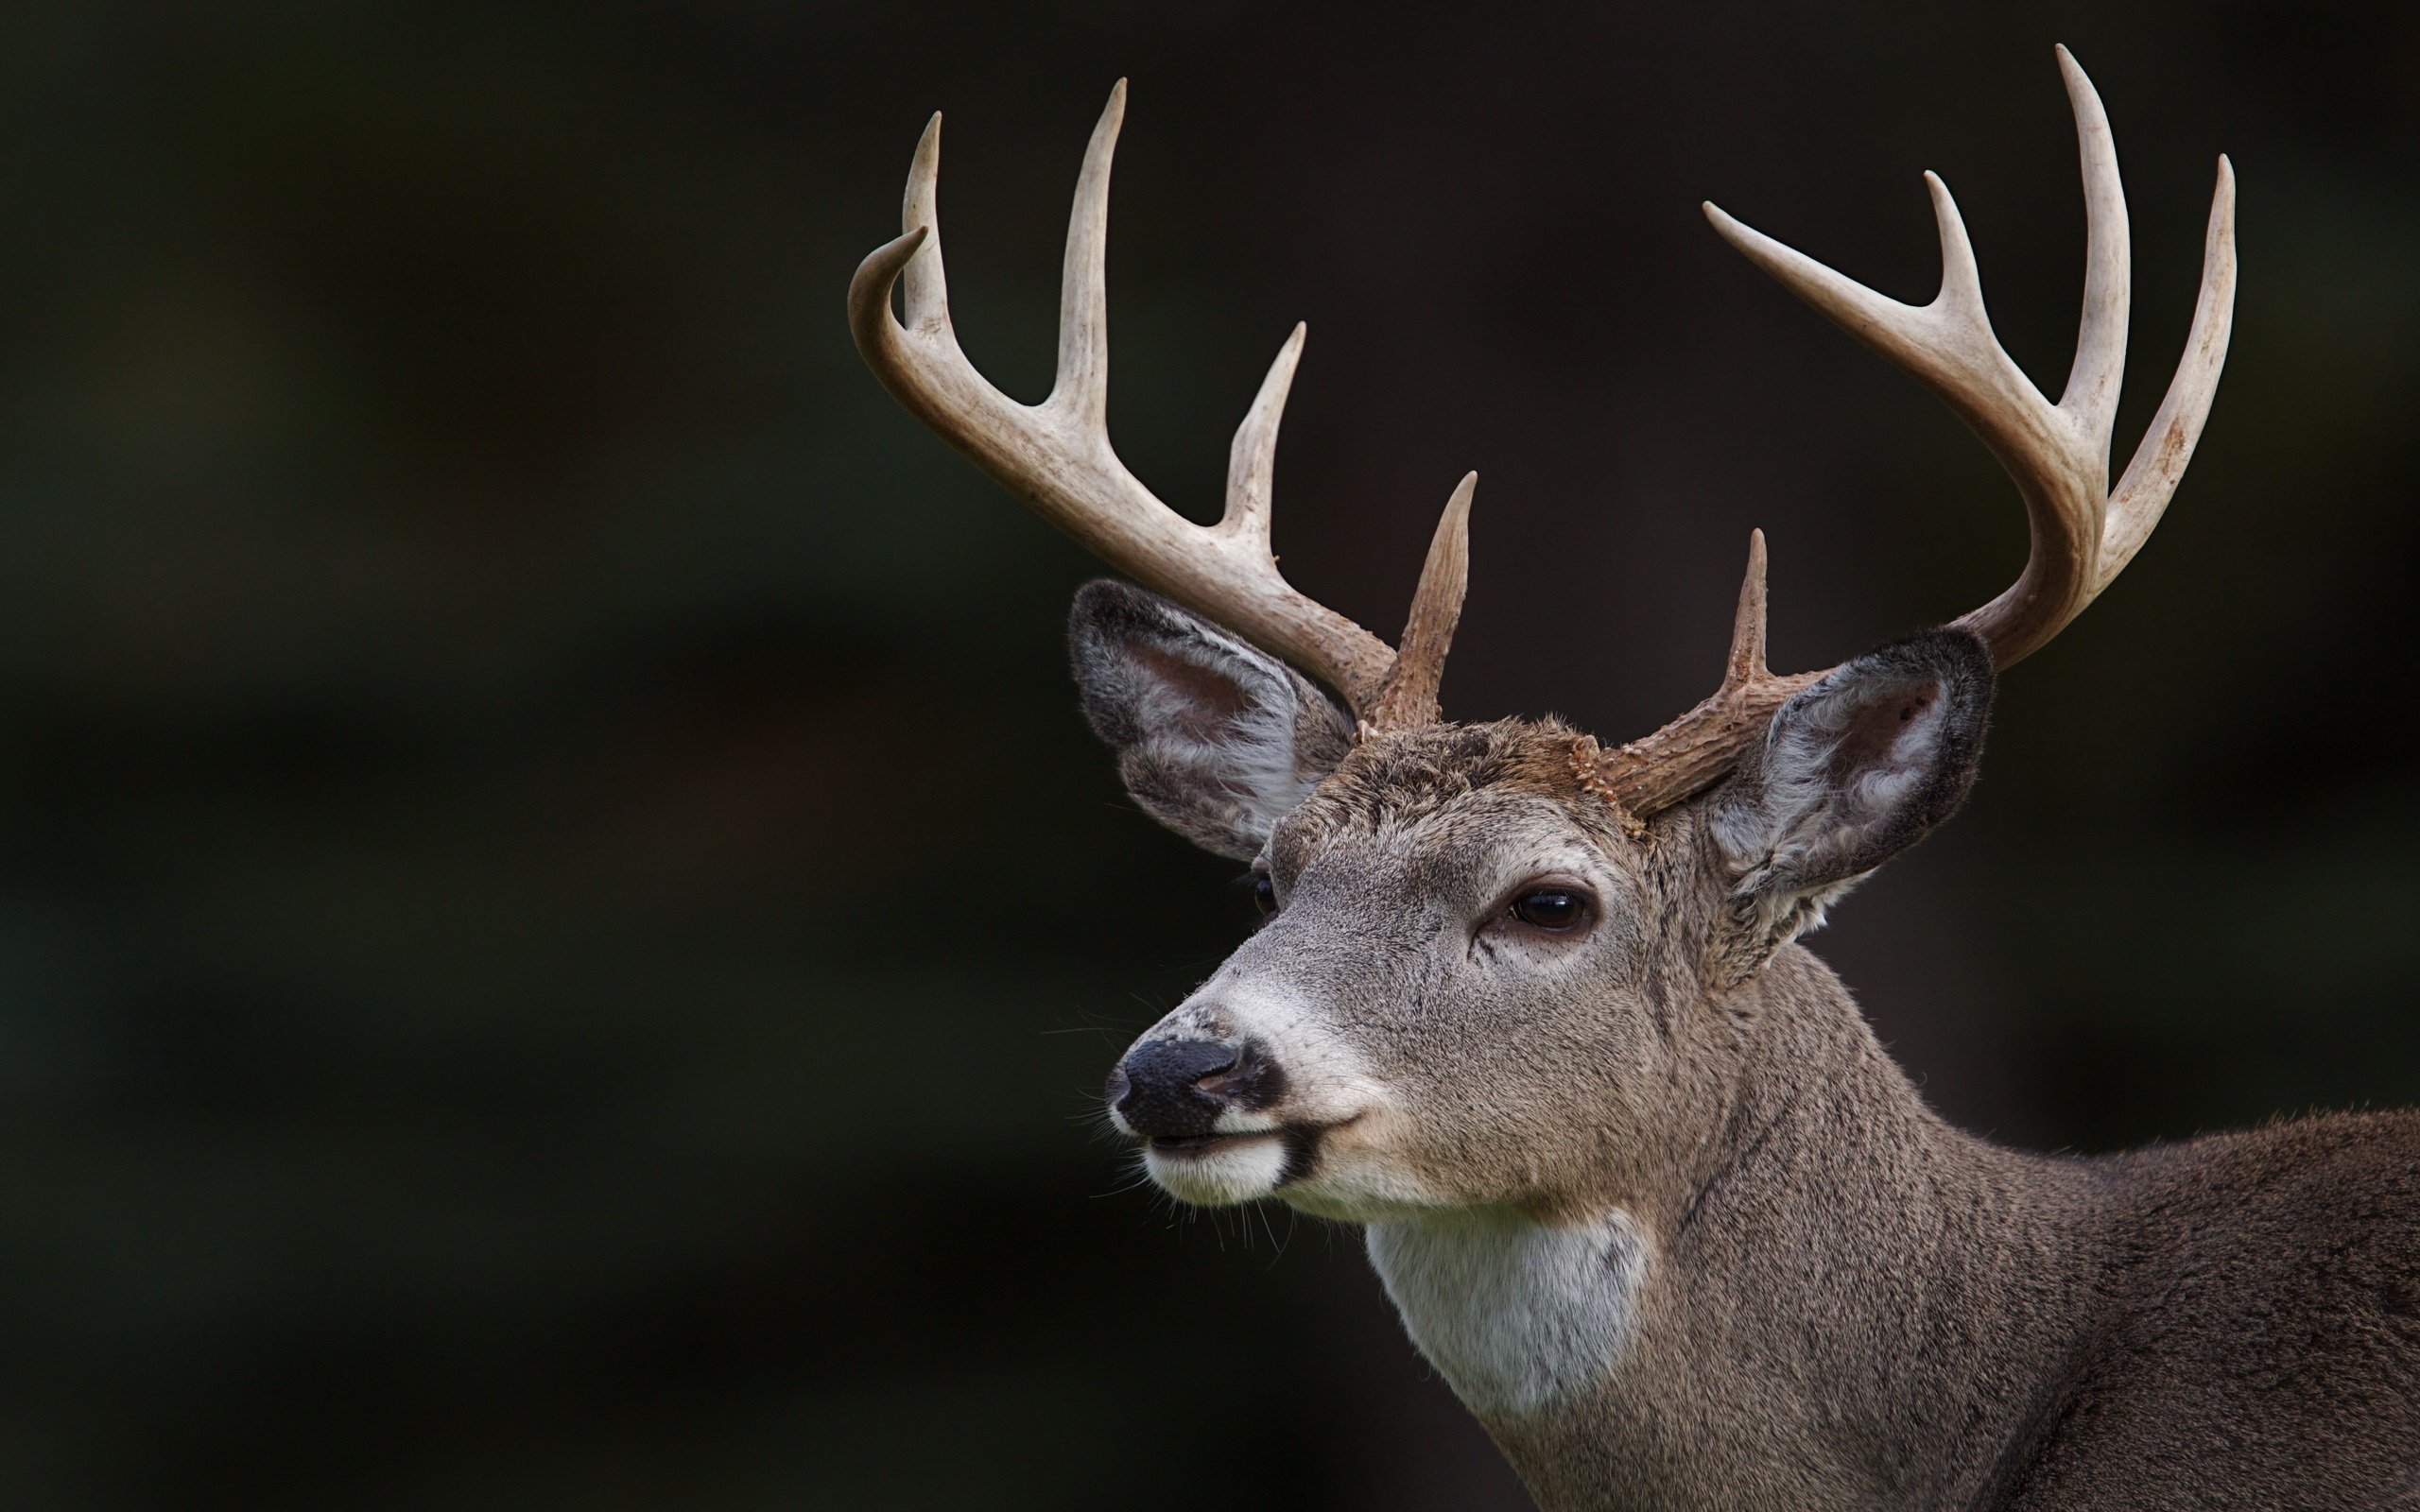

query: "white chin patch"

left=1143, top=1135, right=1288, bottom=1206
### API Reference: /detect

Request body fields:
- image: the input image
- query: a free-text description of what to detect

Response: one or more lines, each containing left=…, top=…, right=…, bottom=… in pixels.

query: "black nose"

left=1107, top=1038, right=1283, bottom=1139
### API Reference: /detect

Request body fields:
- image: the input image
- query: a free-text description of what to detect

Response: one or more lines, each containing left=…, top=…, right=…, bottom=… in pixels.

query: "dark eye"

left=1250, top=874, right=1277, bottom=915
left=1511, top=887, right=1587, bottom=931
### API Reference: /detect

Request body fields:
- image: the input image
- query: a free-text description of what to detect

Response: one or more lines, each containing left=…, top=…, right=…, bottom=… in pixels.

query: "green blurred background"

left=0, top=1, right=2409, bottom=1506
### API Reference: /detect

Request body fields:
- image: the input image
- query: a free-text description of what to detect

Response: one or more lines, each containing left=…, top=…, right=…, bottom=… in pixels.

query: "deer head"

left=850, top=49, right=2232, bottom=1235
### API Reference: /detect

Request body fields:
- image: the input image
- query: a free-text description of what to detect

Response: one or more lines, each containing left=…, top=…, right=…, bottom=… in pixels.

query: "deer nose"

left=1108, top=1038, right=1281, bottom=1139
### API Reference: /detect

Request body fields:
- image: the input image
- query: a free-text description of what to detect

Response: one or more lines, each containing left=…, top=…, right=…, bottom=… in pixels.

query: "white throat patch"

left=1366, top=1209, right=1650, bottom=1418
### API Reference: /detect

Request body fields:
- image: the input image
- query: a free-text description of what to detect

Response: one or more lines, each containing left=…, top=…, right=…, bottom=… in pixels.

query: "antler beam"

left=848, top=81, right=1469, bottom=731
left=1595, top=45, right=2237, bottom=817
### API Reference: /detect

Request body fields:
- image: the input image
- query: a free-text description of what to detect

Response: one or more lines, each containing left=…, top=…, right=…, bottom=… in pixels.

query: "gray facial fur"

left=1069, top=587, right=2420, bottom=1511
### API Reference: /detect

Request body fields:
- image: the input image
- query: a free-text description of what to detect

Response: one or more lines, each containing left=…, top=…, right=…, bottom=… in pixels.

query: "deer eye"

left=1250, top=874, right=1277, bottom=915
left=1510, top=887, right=1588, bottom=931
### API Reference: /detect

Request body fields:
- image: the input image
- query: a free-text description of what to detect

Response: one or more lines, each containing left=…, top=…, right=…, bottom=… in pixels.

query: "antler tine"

left=849, top=84, right=1406, bottom=718
left=1362, top=472, right=1477, bottom=736
left=1049, top=79, right=1121, bottom=432
left=1595, top=46, right=2233, bottom=820
left=1593, top=533, right=1819, bottom=821
left=2057, top=43, right=2130, bottom=446
left=2101, top=154, right=2236, bottom=593
left=900, top=115, right=948, bottom=330
left=1722, top=527, right=1772, bottom=692
left=1219, top=323, right=1305, bottom=555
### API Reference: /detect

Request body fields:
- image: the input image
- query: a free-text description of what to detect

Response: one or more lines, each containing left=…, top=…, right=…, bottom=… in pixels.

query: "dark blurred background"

left=0, top=1, right=2410, bottom=1506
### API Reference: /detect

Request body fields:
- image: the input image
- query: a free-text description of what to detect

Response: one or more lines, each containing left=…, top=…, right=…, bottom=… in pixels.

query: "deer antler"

left=848, top=81, right=1469, bottom=733
left=1593, top=45, right=2237, bottom=819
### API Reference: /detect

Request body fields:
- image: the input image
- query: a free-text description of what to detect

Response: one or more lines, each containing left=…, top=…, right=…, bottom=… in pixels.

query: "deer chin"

left=1270, top=1126, right=1467, bottom=1225
left=1142, top=1130, right=1288, bottom=1206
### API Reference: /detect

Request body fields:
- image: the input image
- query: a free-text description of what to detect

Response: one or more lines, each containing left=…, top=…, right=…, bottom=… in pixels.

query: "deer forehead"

left=1269, top=719, right=1650, bottom=887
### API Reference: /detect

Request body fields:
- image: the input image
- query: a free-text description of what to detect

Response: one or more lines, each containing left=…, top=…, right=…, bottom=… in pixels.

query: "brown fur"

left=1075, top=590, right=2420, bottom=1510
left=1294, top=727, right=2420, bottom=1510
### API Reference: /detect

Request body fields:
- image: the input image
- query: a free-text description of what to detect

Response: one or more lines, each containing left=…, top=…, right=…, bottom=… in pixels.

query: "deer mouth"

left=1149, top=1130, right=1276, bottom=1156
left=1150, top=1117, right=1359, bottom=1190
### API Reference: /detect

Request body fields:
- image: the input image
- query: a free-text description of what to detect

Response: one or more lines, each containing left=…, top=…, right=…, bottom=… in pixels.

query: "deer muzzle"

left=1106, top=1036, right=1288, bottom=1144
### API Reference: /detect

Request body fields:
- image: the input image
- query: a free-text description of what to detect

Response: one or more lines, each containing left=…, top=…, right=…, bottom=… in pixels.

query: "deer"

left=848, top=47, right=2420, bottom=1512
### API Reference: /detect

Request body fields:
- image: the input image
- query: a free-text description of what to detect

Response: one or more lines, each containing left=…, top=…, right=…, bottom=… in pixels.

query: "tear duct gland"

left=845, top=46, right=2420, bottom=1512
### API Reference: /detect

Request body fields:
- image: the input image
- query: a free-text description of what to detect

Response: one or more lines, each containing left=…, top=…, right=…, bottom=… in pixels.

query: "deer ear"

left=1710, top=627, right=1993, bottom=967
left=1069, top=580, right=1354, bottom=861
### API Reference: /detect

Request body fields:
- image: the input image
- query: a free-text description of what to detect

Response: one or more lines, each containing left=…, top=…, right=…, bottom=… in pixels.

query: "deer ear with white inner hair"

left=1709, top=627, right=1994, bottom=973
left=1069, top=580, right=1354, bottom=862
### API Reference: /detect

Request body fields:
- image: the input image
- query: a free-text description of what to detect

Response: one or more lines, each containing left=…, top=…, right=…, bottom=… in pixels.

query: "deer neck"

left=1364, top=945, right=2109, bottom=1512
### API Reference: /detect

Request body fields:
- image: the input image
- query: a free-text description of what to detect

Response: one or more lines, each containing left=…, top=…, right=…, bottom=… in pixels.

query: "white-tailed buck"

left=850, top=47, right=2420, bottom=1512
